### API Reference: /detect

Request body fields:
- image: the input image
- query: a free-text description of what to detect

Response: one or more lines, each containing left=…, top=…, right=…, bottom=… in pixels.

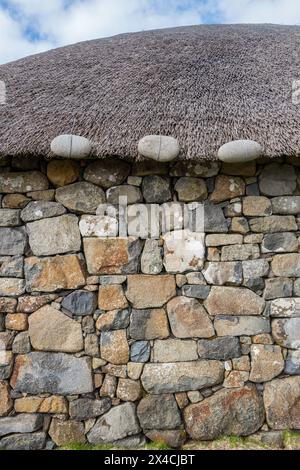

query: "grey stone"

left=12, top=332, right=31, bottom=354
left=107, top=185, right=142, bottom=204
left=137, top=394, right=181, bottom=430
left=243, top=277, right=265, bottom=292
left=96, top=309, right=130, bottom=331
left=0, top=256, right=23, bottom=278
left=0, top=414, right=43, bottom=437
left=203, top=201, right=228, bottom=233
left=61, top=290, right=97, bottom=315
left=263, top=376, right=300, bottom=429
left=21, top=201, right=66, bottom=222
left=56, top=182, right=106, bottom=214
left=51, top=134, right=91, bottom=158
left=0, top=227, right=27, bottom=255
left=142, top=176, right=171, bottom=203
left=242, top=259, right=269, bottom=278
left=0, top=171, right=49, bottom=193
left=249, top=344, right=284, bottom=383
left=249, top=216, right=297, bottom=233
left=163, top=230, right=205, bottom=273
left=84, top=158, right=131, bottom=189
left=88, top=403, right=140, bottom=443
left=0, top=209, right=21, bottom=226
left=79, top=215, right=118, bottom=237
left=84, top=333, right=99, bottom=357
left=0, top=433, right=46, bottom=450
left=175, top=177, right=207, bottom=202
left=141, top=239, right=163, bottom=274
left=127, top=204, right=160, bottom=239
left=0, top=351, right=13, bottom=379
left=271, top=196, right=300, bottom=214
left=215, top=316, right=270, bottom=336
left=160, top=202, right=187, bottom=233
left=294, top=279, right=300, bottom=296
left=153, top=339, right=198, bottom=362
left=69, top=398, right=112, bottom=421
left=260, top=431, right=284, bottom=449
left=11, top=352, right=93, bottom=395
left=203, top=262, right=242, bottom=286
left=272, top=318, right=300, bottom=348
left=27, top=215, right=81, bottom=256
left=246, top=182, right=260, bottom=196
left=186, top=272, right=206, bottom=284
left=270, top=298, right=300, bottom=317
left=272, top=254, right=300, bottom=277
left=112, top=435, right=147, bottom=448
left=285, top=351, right=300, bottom=375
left=261, top=232, right=298, bottom=253
left=259, top=163, right=296, bottom=196
left=99, top=275, right=126, bottom=285
left=141, top=361, right=224, bottom=393
left=221, top=244, right=259, bottom=261
left=264, top=278, right=293, bottom=300
left=0, top=278, right=25, bottom=296
left=197, top=337, right=241, bottom=360
left=181, top=284, right=210, bottom=299
left=131, top=341, right=150, bottom=363
left=218, top=140, right=262, bottom=163
left=138, top=135, right=179, bottom=162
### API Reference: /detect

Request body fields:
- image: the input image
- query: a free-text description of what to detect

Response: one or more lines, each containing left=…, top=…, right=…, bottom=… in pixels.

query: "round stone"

left=218, top=140, right=262, bottom=163
left=138, top=135, right=180, bottom=162
left=47, top=160, right=80, bottom=187
left=175, top=177, right=207, bottom=202
left=50, top=134, right=91, bottom=159
left=142, top=176, right=171, bottom=203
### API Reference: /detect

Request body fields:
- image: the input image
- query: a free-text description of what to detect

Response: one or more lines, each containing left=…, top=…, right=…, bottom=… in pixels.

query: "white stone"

left=218, top=140, right=262, bottom=163
left=138, top=135, right=180, bottom=162
left=51, top=134, right=91, bottom=159
left=163, top=230, right=205, bottom=273
left=79, top=215, right=118, bottom=237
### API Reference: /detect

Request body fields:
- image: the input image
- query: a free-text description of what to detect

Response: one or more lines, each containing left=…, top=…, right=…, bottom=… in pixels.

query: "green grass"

left=59, top=441, right=171, bottom=451
left=283, top=430, right=300, bottom=449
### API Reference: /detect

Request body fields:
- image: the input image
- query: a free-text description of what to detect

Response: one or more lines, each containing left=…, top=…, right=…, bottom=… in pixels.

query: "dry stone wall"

left=0, top=155, right=300, bottom=449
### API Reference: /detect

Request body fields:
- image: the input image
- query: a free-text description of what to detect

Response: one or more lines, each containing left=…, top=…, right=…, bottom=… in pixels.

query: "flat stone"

left=243, top=196, right=272, bottom=216
left=204, top=286, right=264, bottom=315
left=249, top=216, right=297, bottom=233
left=69, top=398, right=111, bottom=421
left=138, top=135, right=179, bottom=162
left=210, top=176, right=245, bottom=203
left=96, top=309, right=130, bottom=331
left=0, top=209, right=21, bottom=226
left=263, top=377, right=300, bottom=429
left=100, top=330, right=129, bottom=364
left=62, top=290, right=97, bottom=316
left=167, top=296, right=214, bottom=338
left=203, top=201, right=228, bottom=233
left=21, top=201, right=66, bottom=222
left=0, top=414, right=43, bottom=437
left=205, top=234, right=243, bottom=246
left=14, top=396, right=68, bottom=414
left=163, top=230, right=205, bottom=273
left=184, top=385, right=264, bottom=440
left=27, top=215, right=81, bottom=256
left=0, top=432, right=46, bottom=450
left=130, top=341, right=150, bottom=362
left=203, top=262, right=242, bottom=285
left=49, top=419, right=86, bottom=447
left=28, top=305, right=83, bottom=353
left=222, top=160, right=257, bottom=176
left=129, top=308, right=169, bottom=340
left=2, top=194, right=30, bottom=209
left=25, top=254, right=86, bottom=292
left=242, top=259, right=269, bottom=278
left=27, top=189, right=55, bottom=201
left=141, top=240, right=163, bottom=275
left=126, top=275, right=176, bottom=308
left=10, top=352, right=93, bottom=395
left=142, top=176, right=171, bottom=203
left=0, top=278, right=25, bottom=296
left=116, top=379, right=142, bottom=402
left=185, top=272, right=205, bottom=284
left=272, top=196, right=300, bottom=214
left=137, top=394, right=181, bottom=430
left=261, top=232, right=298, bottom=253
left=0, top=297, right=16, bottom=313
left=79, top=215, right=118, bottom=237
left=88, top=403, right=140, bottom=443
left=197, top=337, right=241, bottom=360
left=153, top=339, right=198, bottom=362
left=56, top=182, right=105, bottom=214
left=47, top=160, right=80, bottom=187
left=264, top=278, right=293, bottom=300
left=145, top=430, right=186, bottom=449
left=249, top=345, right=284, bottom=382
left=83, top=237, right=142, bottom=275
left=98, top=284, right=128, bottom=310
left=221, top=244, right=259, bottom=261
left=175, top=177, right=207, bottom=202
left=107, top=185, right=142, bottom=204
left=259, top=163, right=296, bottom=196
left=0, top=255, right=24, bottom=278
left=141, top=361, right=224, bottom=393
left=271, top=254, right=300, bottom=277
left=132, top=161, right=169, bottom=176
left=0, top=227, right=27, bottom=255
left=0, top=381, right=13, bottom=416
left=170, top=161, right=220, bottom=177
left=99, top=275, right=126, bottom=285
left=285, top=350, right=300, bottom=375
left=272, top=318, right=300, bottom=348
left=270, top=298, right=300, bottom=317
left=17, top=295, right=55, bottom=313
left=215, top=316, right=270, bottom=336
left=0, top=171, right=49, bottom=193
left=84, top=158, right=131, bottom=189
left=181, top=285, right=210, bottom=299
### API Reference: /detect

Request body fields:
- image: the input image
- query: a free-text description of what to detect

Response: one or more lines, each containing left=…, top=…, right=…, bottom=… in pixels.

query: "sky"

left=0, top=0, right=299, bottom=64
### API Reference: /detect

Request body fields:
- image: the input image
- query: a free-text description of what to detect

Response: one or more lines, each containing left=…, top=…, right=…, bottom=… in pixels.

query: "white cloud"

left=1, top=0, right=300, bottom=64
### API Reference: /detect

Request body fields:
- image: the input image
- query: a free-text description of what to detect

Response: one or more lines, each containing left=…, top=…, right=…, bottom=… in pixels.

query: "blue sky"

left=0, top=0, right=299, bottom=64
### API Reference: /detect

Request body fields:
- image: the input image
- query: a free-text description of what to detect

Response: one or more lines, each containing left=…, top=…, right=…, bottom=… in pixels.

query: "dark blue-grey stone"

left=0, top=432, right=46, bottom=450
left=198, top=337, right=241, bottom=360
left=62, top=290, right=97, bottom=315
left=182, top=285, right=211, bottom=300
left=131, top=341, right=150, bottom=363
left=285, top=351, right=300, bottom=375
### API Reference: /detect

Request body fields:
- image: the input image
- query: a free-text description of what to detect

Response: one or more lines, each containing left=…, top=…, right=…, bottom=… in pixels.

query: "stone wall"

left=0, top=155, right=300, bottom=450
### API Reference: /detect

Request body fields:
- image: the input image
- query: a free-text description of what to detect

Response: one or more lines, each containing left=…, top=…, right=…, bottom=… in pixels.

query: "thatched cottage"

left=0, top=24, right=300, bottom=450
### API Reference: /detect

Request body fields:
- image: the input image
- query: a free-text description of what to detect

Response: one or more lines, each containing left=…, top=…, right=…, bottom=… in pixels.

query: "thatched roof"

left=1, top=24, right=300, bottom=161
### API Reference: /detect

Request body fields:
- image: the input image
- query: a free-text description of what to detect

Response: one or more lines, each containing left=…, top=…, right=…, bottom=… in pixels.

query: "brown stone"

left=98, top=285, right=128, bottom=311
left=83, top=237, right=142, bottom=275
left=126, top=275, right=176, bottom=308
left=14, top=396, right=68, bottom=414
left=0, top=171, right=49, bottom=193
left=100, top=330, right=129, bottom=364
left=243, top=196, right=272, bottom=216
left=204, top=286, right=265, bottom=316
left=167, top=296, right=214, bottom=338
left=222, top=161, right=256, bottom=177
left=0, top=297, right=17, bottom=313
left=223, top=370, right=249, bottom=388
left=100, top=374, right=117, bottom=398
left=27, top=189, right=55, bottom=201
left=5, top=313, right=28, bottom=331
left=117, top=378, right=142, bottom=401
left=25, top=255, right=86, bottom=292
left=210, top=176, right=245, bottom=203
left=129, top=308, right=169, bottom=340
left=271, top=254, right=300, bottom=277
left=264, top=377, right=300, bottom=429
left=17, top=295, right=55, bottom=313
left=0, top=381, right=13, bottom=416
left=2, top=194, right=30, bottom=209
left=49, top=419, right=86, bottom=447
left=145, top=430, right=186, bottom=449
left=47, top=160, right=80, bottom=187
left=249, top=345, right=284, bottom=383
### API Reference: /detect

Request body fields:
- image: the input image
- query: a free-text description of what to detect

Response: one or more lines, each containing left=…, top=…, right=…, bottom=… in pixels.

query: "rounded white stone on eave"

left=51, top=134, right=92, bottom=159
left=138, top=135, right=180, bottom=162
left=218, top=140, right=262, bottom=163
